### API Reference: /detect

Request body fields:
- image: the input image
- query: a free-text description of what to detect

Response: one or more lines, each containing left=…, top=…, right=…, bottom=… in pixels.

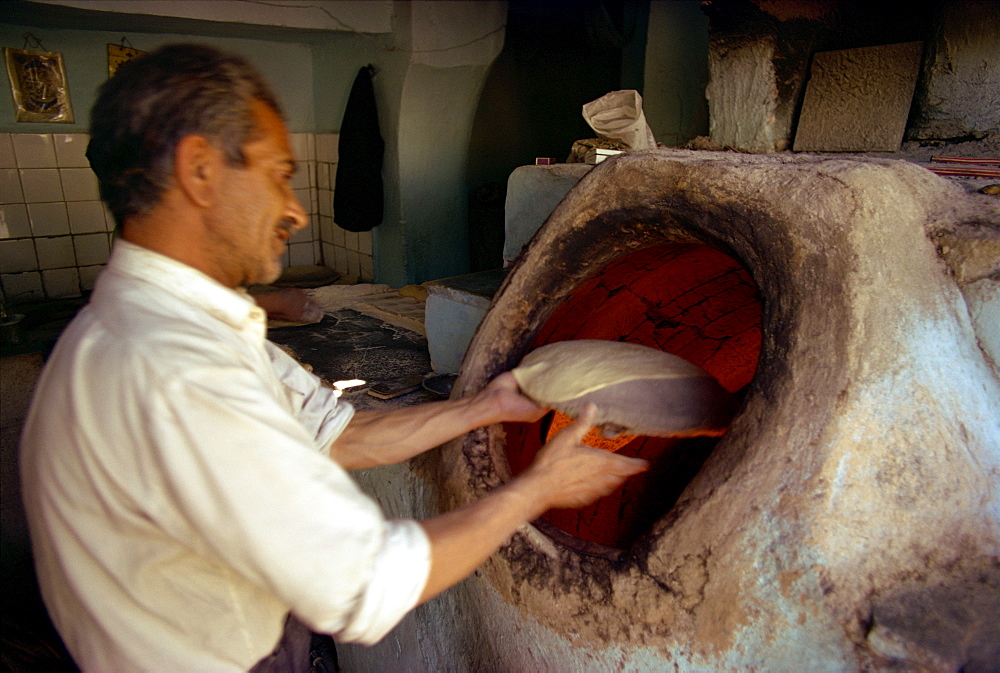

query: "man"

left=20, top=44, right=647, bottom=672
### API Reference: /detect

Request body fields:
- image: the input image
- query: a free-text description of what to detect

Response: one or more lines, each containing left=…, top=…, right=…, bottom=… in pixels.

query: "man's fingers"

left=610, top=453, right=650, bottom=476
left=562, top=404, right=598, bottom=444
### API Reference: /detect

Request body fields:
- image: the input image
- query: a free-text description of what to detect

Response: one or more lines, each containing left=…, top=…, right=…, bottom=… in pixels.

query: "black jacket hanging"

left=334, top=66, right=384, bottom=232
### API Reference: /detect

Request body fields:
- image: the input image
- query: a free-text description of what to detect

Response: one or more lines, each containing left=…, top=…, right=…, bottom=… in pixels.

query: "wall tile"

left=359, top=255, right=374, bottom=281
left=3, top=130, right=366, bottom=299
left=358, top=231, right=373, bottom=255
left=319, top=217, right=334, bottom=242
left=20, top=168, right=64, bottom=202
left=29, top=202, right=70, bottom=236
left=345, top=230, right=359, bottom=252
left=0, top=134, right=15, bottom=169
left=318, top=190, right=333, bottom=218
left=293, top=187, right=310, bottom=214
left=317, top=162, right=330, bottom=190
left=60, top=168, right=100, bottom=201
left=333, top=246, right=348, bottom=274
left=42, top=268, right=80, bottom=298
left=1, top=271, right=43, bottom=301
left=0, top=238, right=38, bottom=272
left=321, top=242, right=335, bottom=266
left=67, top=201, right=107, bottom=233
left=74, top=233, right=110, bottom=266
left=53, top=134, right=90, bottom=167
left=290, top=222, right=314, bottom=243
left=79, top=265, right=103, bottom=291
left=348, top=251, right=361, bottom=277
left=0, top=168, right=24, bottom=203
left=288, top=242, right=313, bottom=266
left=314, top=134, right=331, bottom=161
left=36, top=236, right=77, bottom=269
left=291, top=164, right=310, bottom=190
left=289, top=133, right=310, bottom=164
left=12, top=134, right=57, bottom=168
left=1, top=203, right=31, bottom=238
left=315, top=134, right=339, bottom=162
left=102, top=203, right=116, bottom=231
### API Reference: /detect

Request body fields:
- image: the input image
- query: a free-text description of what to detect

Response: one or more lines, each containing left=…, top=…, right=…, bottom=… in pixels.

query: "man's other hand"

left=477, top=372, right=548, bottom=424
left=253, top=289, right=323, bottom=323
left=524, top=404, right=649, bottom=510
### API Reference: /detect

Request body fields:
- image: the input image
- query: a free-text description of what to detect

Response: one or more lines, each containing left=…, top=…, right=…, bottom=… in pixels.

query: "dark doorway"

left=465, top=0, right=649, bottom=272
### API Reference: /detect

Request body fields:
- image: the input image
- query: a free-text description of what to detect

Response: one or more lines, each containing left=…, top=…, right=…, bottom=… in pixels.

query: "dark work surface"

left=267, top=308, right=437, bottom=410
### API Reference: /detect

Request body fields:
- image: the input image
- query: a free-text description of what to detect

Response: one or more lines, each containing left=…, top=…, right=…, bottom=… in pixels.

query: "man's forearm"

left=417, top=476, right=546, bottom=604
left=329, top=396, right=495, bottom=470
left=328, top=373, right=546, bottom=470
left=414, top=406, right=647, bottom=606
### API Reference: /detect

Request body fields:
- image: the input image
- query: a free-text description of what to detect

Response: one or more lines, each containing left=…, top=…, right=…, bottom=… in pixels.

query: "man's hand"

left=331, top=372, right=545, bottom=469
left=522, top=404, right=649, bottom=510
left=476, top=372, right=548, bottom=425
left=417, top=403, right=648, bottom=604
left=253, top=289, right=323, bottom=322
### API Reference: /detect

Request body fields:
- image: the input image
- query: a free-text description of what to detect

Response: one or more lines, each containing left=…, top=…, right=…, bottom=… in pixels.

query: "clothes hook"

left=22, top=32, right=47, bottom=51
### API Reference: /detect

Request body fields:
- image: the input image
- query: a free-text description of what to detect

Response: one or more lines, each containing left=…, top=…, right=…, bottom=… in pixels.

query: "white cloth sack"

left=582, top=89, right=657, bottom=150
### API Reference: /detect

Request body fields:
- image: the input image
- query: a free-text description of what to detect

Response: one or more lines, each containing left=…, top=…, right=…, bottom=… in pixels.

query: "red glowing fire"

left=505, top=242, right=762, bottom=549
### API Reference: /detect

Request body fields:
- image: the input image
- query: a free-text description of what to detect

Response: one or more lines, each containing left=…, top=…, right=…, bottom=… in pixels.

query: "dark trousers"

left=250, top=614, right=338, bottom=673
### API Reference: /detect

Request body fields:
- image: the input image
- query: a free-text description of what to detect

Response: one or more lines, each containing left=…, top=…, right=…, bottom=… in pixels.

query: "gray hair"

left=86, top=43, right=284, bottom=228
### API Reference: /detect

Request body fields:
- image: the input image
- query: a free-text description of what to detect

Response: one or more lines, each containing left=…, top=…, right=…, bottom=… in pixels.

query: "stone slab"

left=504, top=164, right=592, bottom=265
left=793, top=42, right=923, bottom=152
left=425, top=268, right=507, bottom=308
left=425, top=269, right=507, bottom=374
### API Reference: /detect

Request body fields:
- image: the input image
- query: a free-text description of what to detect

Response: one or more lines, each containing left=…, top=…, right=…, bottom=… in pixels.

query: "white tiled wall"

left=1, top=131, right=374, bottom=304
left=0, top=132, right=112, bottom=302
left=314, top=133, right=374, bottom=282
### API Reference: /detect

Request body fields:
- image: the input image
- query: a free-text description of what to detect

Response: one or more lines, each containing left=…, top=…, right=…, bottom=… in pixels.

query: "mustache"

left=277, top=219, right=296, bottom=235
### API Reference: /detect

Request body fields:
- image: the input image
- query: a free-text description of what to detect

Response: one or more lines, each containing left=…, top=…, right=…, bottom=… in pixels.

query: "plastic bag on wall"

left=582, top=89, right=655, bottom=150
left=4, top=48, right=74, bottom=123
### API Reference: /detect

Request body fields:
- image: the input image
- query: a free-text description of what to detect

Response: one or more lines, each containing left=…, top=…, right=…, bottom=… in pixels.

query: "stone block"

left=504, top=164, right=592, bottom=266
left=424, top=269, right=506, bottom=374
left=794, top=42, right=923, bottom=152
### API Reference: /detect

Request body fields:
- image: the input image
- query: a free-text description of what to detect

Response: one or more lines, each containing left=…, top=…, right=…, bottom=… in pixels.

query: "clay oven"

left=330, top=2, right=1000, bottom=670
left=433, top=151, right=999, bottom=671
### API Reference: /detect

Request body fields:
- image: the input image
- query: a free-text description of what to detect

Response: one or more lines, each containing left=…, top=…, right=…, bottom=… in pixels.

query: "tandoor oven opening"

left=503, top=241, right=762, bottom=552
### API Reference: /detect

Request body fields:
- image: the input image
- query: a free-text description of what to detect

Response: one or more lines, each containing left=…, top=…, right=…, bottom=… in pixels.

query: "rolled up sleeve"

left=323, top=519, right=430, bottom=645
left=264, top=341, right=354, bottom=450
left=148, top=364, right=430, bottom=648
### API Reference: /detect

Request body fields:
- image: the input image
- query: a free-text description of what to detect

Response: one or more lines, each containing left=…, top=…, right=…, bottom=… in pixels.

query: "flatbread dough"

left=512, top=340, right=735, bottom=438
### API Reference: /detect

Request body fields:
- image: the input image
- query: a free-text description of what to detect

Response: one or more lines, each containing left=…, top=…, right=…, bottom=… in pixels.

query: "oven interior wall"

left=504, top=242, right=762, bottom=550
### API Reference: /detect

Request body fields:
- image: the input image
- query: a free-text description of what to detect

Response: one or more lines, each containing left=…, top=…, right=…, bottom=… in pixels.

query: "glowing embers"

left=504, top=242, right=763, bottom=550
left=544, top=411, right=636, bottom=452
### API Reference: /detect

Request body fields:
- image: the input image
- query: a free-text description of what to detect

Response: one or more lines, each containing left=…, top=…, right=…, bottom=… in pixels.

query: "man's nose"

left=285, top=190, right=307, bottom=231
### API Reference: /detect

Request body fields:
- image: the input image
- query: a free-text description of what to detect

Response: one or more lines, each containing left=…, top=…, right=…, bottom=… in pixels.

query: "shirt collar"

left=105, top=239, right=267, bottom=333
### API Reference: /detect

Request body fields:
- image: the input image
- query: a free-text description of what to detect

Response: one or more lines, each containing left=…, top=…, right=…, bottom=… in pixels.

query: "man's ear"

left=174, top=135, right=220, bottom=208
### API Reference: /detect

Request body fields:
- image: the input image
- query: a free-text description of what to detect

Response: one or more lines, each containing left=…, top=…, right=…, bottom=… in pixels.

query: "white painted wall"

left=29, top=0, right=394, bottom=33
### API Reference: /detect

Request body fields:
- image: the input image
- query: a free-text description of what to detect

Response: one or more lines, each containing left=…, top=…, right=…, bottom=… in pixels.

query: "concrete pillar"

left=376, top=1, right=506, bottom=286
